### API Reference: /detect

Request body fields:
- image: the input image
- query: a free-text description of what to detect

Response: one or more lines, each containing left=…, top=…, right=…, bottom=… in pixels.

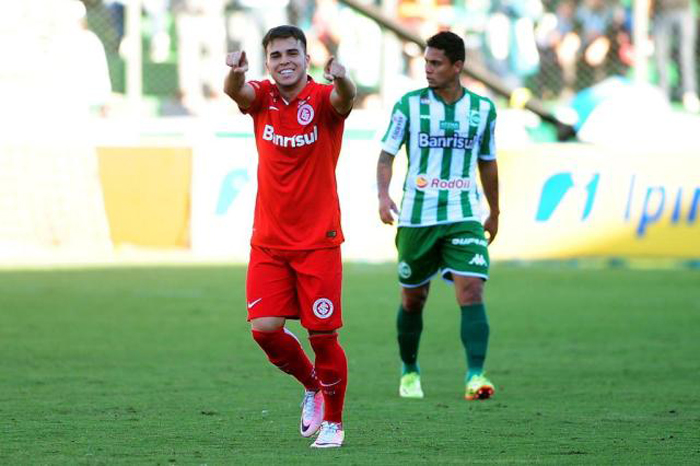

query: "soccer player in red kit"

left=223, top=25, right=356, bottom=448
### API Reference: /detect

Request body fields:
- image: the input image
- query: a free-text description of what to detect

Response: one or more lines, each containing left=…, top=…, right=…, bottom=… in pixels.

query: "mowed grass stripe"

left=0, top=264, right=698, bottom=464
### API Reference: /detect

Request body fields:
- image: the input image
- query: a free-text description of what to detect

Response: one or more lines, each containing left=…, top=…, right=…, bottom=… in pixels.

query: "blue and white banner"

left=190, top=125, right=699, bottom=262
left=492, top=144, right=700, bottom=259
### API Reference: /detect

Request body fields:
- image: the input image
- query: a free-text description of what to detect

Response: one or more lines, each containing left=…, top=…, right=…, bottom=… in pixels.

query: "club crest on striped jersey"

left=312, top=298, right=334, bottom=319
left=469, top=110, right=482, bottom=126
left=297, top=103, right=314, bottom=125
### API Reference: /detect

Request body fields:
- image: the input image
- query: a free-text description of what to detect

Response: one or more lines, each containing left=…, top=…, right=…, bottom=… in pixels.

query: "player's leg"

left=452, top=275, right=494, bottom=400
left=395, top=226, right=442, bottom=398
left=251, top=317, right=324, bottom=438
left=397, top=284, right=429, bottom=399
left=308, top=329, right=346, bottom=448
left=247, top=246, right=320, bottom=393
left=293, top=247, right=347, bottom=447
left=399, top=284, right=429, bottom=374
left=250, top=318, right=320, bottom=391
left=441, top=221, right=494, bottom=400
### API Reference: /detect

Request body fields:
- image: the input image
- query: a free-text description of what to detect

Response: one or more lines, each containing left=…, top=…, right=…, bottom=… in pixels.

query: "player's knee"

left=456, top=280, right=484, bottom=306
left=458, top=293, right=482, bottom=306
left=251, top=327, right=278, bottom=348
left=402, top=291, right=428, bottom=313
left=402, top=298, right=425, bottom=313
left=250, top=316, right=285, bottom=333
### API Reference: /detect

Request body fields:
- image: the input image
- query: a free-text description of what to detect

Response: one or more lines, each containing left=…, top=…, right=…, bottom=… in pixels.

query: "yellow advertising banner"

left=97, top=147, right=192, bottom=248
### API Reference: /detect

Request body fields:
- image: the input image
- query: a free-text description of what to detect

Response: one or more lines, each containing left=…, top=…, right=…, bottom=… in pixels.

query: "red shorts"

left=246, top=245, right=343, bottom=331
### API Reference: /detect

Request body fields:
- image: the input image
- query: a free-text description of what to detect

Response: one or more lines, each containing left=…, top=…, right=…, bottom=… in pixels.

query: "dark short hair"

left=426, top=31, right=465, bottom=64
left=262, top=25, right=307, bottom=53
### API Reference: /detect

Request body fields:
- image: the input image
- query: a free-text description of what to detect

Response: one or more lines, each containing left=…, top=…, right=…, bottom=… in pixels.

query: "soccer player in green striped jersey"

left=376, top=31, right=499, bottom=401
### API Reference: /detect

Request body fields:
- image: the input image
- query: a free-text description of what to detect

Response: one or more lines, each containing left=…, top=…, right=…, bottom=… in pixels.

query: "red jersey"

left=241, top=77, right=349, bottom=250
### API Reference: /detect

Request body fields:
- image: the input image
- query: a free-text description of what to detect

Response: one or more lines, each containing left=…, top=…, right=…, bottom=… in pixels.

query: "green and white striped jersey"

left=381, top=87, right=497, bottom=227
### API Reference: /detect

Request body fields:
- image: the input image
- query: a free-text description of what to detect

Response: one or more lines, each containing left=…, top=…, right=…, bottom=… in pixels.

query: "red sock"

left=309, top=333, right=347, bottom=424
left=252, top=328, right=320, bottom=391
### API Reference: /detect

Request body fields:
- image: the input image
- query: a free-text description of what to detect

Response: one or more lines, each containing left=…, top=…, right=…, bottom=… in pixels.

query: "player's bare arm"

left=224, top=50, right=255, bottom=109
left=377, top=150, right=399, bottom=225
left=478, top=159, right=500, bottom=244
left=324, top=56, right=356, bottom=115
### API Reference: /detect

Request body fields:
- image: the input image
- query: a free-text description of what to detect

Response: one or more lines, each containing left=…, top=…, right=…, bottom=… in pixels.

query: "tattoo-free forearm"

left=478, top=159, right=500, bottom=215
left=334, top=75, right=356, bottom=100
left=332, top=75, right=357, bottom=112
left=224, top=68, right=245, bottom=98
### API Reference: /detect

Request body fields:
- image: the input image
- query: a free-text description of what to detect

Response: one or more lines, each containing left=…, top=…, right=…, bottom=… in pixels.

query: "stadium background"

left=2, top=1, right=700, bottom=464
left=1, top=0, right=699, bottom=265
left=1, top=0, right=699, bottom=266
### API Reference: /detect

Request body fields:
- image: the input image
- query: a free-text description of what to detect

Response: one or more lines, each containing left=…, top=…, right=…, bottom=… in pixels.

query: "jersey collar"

left=427, top=86, right=466, bottom=106
left=271, top=76, right=315, bottom=105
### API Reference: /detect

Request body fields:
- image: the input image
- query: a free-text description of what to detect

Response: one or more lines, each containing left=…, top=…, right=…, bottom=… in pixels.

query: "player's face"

left=424, top=47, right=462, bottom=89
left=265, top=37, right=309, bottom=89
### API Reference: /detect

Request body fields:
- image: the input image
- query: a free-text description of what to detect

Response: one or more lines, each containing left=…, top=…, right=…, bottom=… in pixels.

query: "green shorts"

left=396, top=221, right=490, bottom=287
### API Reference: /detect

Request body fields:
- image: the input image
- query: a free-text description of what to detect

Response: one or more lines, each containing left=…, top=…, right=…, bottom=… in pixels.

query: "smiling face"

left=424, top=46, right=462, bottom=90
left=265, top=37, right=309, bottom=92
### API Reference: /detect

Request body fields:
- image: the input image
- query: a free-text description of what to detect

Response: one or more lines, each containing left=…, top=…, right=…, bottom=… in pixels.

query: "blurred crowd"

left=26, top=0, right=700, bottom=115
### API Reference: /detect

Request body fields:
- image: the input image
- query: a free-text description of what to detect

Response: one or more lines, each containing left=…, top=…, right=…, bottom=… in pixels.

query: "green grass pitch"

left=1, top=263, right=699, bottom=464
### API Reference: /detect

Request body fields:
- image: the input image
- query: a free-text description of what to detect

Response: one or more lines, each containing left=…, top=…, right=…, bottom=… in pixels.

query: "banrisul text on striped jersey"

left=418, top=132, right=476, bottom=149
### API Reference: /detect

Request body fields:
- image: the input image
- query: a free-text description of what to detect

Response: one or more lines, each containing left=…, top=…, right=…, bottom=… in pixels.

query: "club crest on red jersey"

left=297, top=103, right=315, bottom=125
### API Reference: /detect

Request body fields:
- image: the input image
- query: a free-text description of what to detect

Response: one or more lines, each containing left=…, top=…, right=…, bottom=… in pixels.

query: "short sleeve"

left=239, top=80, right=268, bottom=115
left=478, top=99, right=497, bottom=161
left=380, top=97, right=410, bottom=155
left=319, top=83, right=351, bottom=121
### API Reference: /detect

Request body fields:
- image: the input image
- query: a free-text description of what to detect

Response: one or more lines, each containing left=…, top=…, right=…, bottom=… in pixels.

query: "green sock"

left=397, top=305, right=423, bottom=374
left=460, top=304, right=490, bottom=380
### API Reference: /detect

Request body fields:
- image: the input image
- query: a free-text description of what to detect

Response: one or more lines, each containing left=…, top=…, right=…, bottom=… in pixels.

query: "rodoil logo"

left=415, top=175, right=471, bottom=191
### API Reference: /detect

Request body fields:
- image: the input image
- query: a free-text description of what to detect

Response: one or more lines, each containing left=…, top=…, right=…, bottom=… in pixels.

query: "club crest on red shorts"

left=312, top=298, right=334, bottom=319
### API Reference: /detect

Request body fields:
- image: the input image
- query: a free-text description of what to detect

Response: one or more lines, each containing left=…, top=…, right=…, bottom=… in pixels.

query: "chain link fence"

left=77, top=0, right=700, bottom=115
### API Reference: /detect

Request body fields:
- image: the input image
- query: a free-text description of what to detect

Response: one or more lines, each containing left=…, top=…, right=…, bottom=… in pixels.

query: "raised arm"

left=324, top=56, right=356, bottom=115
left=478, top=159, right=500, bottom=244
left=377, top=150, right=399, bottom=225
left=224, top=50, right=256, bottom=110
